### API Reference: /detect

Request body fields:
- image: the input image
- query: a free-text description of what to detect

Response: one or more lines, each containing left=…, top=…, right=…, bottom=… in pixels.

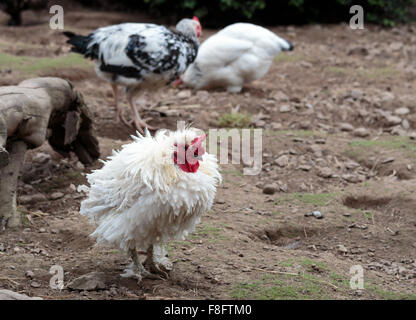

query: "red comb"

left=192, top=16, right=200, bottom=23
left=191, top=134, right=206, bottom=145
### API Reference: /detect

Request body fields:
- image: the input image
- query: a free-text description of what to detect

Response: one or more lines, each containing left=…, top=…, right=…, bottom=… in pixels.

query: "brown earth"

left=0, top=7, right=415, bottom=300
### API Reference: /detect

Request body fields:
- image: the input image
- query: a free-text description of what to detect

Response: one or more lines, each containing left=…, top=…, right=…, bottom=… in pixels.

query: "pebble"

left=32, top=152, right=51, bottom=164
left=342, top=174, right=365, bottom=183
left=0, top=290, right=42, bottom=300
left=275, top=155, right=289, bottom=167
left=317, top=167, right=333, bottom=178
left=50, top=192, right=64, bottom=200
left=177, top=90, right=192, bottom=99
left=279, top=105, right=291, bottom=113
left=299, top=165, right=312, bottom=171
left=353, top=128, right=370, bottom=137
left=19, top=194, right=47, bottom=205
left=262, top=184, right=278, bottom=195
left=305, top=211, right=323, bottom=219
left=30, top=281, right=41, bottom=288
left=75, top=161, right=85, bottom=170
left=340, top=123, right=354, bottom=132
left=67, top=272, right=107, bottom=291
left=386, top=115, right=402, bottom=126
left=337, top=245, right=348, bottom=254
left=25, top=270, right=35, bottom=279
left=394, top=107, right=410, bottom=115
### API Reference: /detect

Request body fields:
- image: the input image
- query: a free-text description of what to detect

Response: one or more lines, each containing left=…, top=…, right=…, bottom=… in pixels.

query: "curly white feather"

left=79, top=128, right=221, bottom=251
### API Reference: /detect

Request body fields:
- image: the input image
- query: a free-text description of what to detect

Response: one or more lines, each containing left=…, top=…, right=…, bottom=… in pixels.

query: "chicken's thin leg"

left=111, top=83, right=129, bottom=126
left=144, top=244, right=172, bottom=278
left=126, top=89, right=156, bottom=134
left=120, top=246, right=161, bottom=283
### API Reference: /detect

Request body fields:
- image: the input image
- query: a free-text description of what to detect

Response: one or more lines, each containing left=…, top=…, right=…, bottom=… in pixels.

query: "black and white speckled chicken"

left=64, top=17, right=201, bottom=133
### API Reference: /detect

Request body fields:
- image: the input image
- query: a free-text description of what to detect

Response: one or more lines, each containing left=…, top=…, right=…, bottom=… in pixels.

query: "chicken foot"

left=144, top=245, right=173, bottom=279
left=121, top=246, right=162, bottom=283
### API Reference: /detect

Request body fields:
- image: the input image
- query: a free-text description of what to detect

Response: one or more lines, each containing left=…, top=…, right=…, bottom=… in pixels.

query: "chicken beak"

left=172, top=78, right=183, bottom=89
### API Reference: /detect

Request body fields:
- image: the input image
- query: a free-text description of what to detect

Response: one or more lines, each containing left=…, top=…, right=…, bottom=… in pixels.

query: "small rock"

left=305, top=211, right=323, bottom=219
left=299, top=165, right=312, bottom=171
left=353, top=128, right=370, bottom=137
left=402, top=119, right=410, bottom=130
left=340, top=123, right=354, bottom=132
left=271, top=122, right=282, bottom=130
left=39, top=228, right=46, bottom=233
left=67, top=272, right=107, bottom=291
left=19, top=194, right=47, bottom=205
left=0, top=290, right=42, bottom=300
left=25, top=270, right=35, bottom=279
left=30, top=281, right=41, bottom=288
left=272, top=91, right=289, bottom=102
left=337, top=245, right=348, bottom=254
left=262, top=184, right=278, bottom=195
left=381, top=157, right=395, bottom=164
left=32, top=152, right=51, bottom=164
left=177, top=90, right=192, bottom=99
left=275, top=155, right=289, bottom=167
left=50, top=192, right=64, bottom=200
left=386, top=115, right=402, bottom=126
left=75, top=161, right=85, bottom=170
left=279, top=105, right=291, bottom=113
left=279, top=183, right=288, bottom=192
left=342, top=174, right=365, bottom=183
left=317, top=167, right=333, bottom=178
left=0, top=243, right=5, bottom=251
left=343, top=212, right=351, bottom=217
left=394, top=107, right=410, bottom=115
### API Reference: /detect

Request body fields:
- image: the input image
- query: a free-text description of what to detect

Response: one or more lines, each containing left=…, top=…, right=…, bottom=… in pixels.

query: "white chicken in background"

left=79, top=128, right=221, bottom=282
left=64, top=17, right=202, bottom=134
left=177, top=23, right=294, bottom=93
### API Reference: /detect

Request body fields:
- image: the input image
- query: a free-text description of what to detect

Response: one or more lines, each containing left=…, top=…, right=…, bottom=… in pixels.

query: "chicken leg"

left=121, top=246, right=161, bottom=283
left=111, top=83, right=129, bottom=126
left=144, top=244, right=172, bottom=278
left=126, top=88, right=156, bottom=134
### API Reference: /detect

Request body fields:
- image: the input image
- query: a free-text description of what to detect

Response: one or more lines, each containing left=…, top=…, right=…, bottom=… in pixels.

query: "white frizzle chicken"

left=64, top=17, right=202, bottom=133
left=79, top=128, right=221, bottom=282
left=178, top=23, right=293, bottom=93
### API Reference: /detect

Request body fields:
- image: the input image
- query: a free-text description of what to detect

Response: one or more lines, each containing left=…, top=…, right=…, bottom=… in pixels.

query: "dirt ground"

left=0, top=6, right=416, bottom=300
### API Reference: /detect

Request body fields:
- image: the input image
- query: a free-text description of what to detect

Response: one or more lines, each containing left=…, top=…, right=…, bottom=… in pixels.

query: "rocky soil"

left=0, top=7, right=415, bottom=299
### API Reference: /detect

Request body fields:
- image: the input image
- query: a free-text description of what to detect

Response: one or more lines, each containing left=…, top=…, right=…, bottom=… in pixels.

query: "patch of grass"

left=230, top=273, right=330, bottom=300
left=0, top=52, right=91, bottom=75
left=267, top=129, right=327, bottom=137
left=218, top=112, right=252, bottom=128
left=190, top=224, right=226, bottom=242
left=274, top=54, right=304, bottom=63
left=221, top=169, right=243, bottom=177
left=366, top=283, right=416, bottom=300
left=275, top=192, right=338, bottom=207
left=300, top=258, right=328, bottom=271
left=325, top=66, right=399, bottom=80
left=346, top=136, right=416, bottom=162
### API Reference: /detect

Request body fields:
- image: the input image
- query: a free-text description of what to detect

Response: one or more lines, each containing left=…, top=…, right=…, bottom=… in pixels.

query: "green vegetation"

left=345, top=136, right=416, bottom=161
left=218, top=112, right=252, bottom=128
left=0, top=52, right=91, bottom=75
left=190, top=224, right=227, bottom=242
